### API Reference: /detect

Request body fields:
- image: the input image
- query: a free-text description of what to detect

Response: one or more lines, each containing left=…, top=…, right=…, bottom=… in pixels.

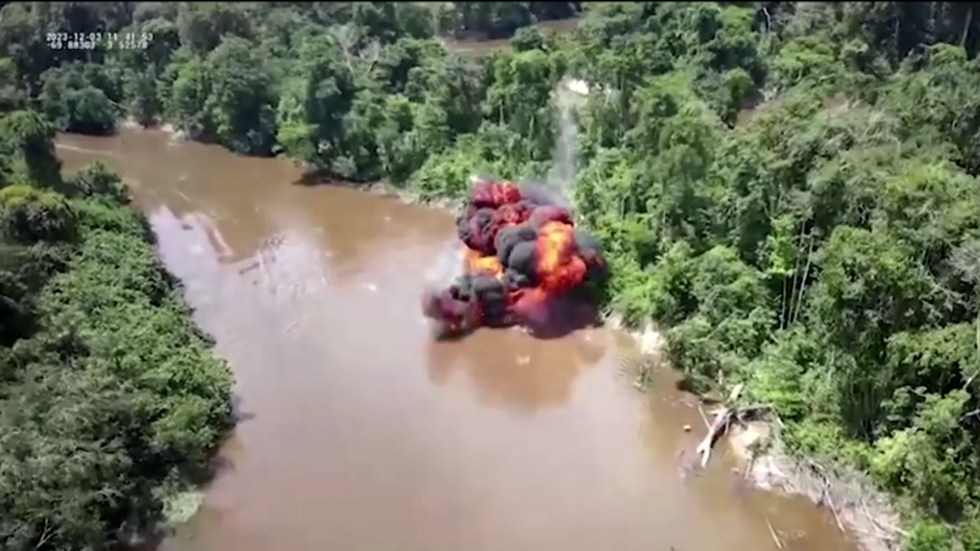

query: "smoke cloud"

left=422, top=177, right=606, bottom=339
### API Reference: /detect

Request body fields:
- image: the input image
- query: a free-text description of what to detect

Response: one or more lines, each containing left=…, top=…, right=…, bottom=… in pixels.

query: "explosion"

left=422, top=176, right=606, bottom=338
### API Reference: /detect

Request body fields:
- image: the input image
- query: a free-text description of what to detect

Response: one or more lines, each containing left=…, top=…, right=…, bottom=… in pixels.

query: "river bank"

left=729, top=424, right=903, bottom=551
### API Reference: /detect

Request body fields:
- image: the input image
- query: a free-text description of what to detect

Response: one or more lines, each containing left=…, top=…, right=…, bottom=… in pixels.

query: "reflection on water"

left=56, top=128, right=859, bottom=551
left=426, top=327, right=605, bottom=412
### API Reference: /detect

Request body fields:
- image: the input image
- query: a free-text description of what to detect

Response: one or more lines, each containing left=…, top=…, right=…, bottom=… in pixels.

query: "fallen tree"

left=694, top=383, right=777, bottom=468
left=688, top=383, right=906, bottom=551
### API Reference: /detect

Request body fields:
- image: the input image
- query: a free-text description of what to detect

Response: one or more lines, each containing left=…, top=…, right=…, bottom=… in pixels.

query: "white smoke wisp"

left=420, top=237, right=466, bottom=328
left=547, top=81, right=583, bottom=205
left=458, top=81, right=583, bottom=211
left=423, top=237, right=465, bottom=290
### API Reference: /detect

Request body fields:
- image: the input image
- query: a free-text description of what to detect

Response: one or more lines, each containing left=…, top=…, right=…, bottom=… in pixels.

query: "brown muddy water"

left=56, top=128, right=858, bottom=551
left=440, top=18, right=581, bottom=56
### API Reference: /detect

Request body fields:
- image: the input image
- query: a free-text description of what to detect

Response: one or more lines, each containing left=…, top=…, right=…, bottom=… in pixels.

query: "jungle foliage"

left=0, top=38, right=232, bottom=551
left=3, top=1, right=980, bottom=550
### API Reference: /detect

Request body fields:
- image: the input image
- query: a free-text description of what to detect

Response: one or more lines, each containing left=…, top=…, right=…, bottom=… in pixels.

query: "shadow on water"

left=427, top=286, right=604, bottom=342
left=520, top=294, right=602, bottom=340
left=290, top=170, right=379, bottom=190
left=230, top=394, right=258, bottom=425
left=120, top=451, right=238, bottom=551
left=425, top=326, right=605, bottom=412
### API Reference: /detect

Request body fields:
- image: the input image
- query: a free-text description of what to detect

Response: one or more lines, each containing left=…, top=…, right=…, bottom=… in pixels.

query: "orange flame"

left=536, top=221, right=588, bottom=294
left=465, top=247, right=504, bottom=278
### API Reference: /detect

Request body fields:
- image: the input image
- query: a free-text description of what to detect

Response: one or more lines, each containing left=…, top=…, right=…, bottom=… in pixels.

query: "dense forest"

left=0, top=112, right=233, bottom=547
left=2, top=1, right=980, bottom=550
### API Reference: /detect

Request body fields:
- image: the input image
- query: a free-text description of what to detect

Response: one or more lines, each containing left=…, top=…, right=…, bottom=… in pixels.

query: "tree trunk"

left=695, top=384, right=743, bottom=468
left=787, top=223, right=807, bottom=325
left=792, top=234, right=816, bottom=326
left=780, top=276, right=789, bottom=330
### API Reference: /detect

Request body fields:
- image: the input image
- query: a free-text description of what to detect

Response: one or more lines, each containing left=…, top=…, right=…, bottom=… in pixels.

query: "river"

left=56, top=128, right=857, bottom=551
left=439, top=18, right=581, bottom=56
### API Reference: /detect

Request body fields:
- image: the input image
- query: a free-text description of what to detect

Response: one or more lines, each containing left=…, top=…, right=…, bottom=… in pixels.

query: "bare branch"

left=766, top=515, right=784, bottom=549
left=327, top=23, right=359, bottom=74
left=35, top=519, right=54, bottom=550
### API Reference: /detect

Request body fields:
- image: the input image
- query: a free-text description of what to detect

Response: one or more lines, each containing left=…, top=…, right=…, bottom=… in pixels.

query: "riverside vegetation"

left=3, top=2, right=980, bottom=550
left=0, top=110, right=234, bottom=546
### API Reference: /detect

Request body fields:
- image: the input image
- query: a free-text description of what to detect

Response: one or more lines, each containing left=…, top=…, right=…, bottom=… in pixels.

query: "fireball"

left=422, top=178, right=606, bottom=338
